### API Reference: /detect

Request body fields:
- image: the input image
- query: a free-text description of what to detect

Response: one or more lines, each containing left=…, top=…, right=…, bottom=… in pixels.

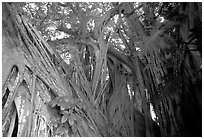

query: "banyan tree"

left=2, top=2, right=202, bottom=137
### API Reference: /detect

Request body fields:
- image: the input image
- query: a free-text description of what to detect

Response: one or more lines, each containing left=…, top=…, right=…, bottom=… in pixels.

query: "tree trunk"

left=2, top=3, right=104, bottom=137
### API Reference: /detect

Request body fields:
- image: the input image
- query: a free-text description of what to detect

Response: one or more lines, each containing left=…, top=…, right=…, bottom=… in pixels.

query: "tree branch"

left=56, top=25, right=79, bottom=37
left=47, top=38, right=134, bottom=75
left=107, top=45, right=133, bottom=71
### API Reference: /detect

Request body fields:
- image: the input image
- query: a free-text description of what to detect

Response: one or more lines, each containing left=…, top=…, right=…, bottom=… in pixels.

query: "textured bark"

left=2, top=3, right=102, bottom=137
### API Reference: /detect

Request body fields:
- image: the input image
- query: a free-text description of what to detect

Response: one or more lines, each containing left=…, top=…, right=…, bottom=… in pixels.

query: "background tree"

left=2, top=2, right=202, bottom=137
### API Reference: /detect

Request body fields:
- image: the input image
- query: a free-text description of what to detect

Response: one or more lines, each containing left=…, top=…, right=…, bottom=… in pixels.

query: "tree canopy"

left=2, top=2, right=202, bottom=137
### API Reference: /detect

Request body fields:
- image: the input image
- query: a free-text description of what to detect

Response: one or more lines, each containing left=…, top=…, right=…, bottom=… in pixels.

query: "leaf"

left=55, top=125, right=64, bottom=134
left=57, top=97, right=74, bottom=110
left=58, top=101, right=67, bottom=110
left=48, top=99, right=58, bottom=108
left=61, top=110, right=69, bottom=114
left=68, top=113, right=76, bottom=126
left=61, top=113, right=69, bottom=123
